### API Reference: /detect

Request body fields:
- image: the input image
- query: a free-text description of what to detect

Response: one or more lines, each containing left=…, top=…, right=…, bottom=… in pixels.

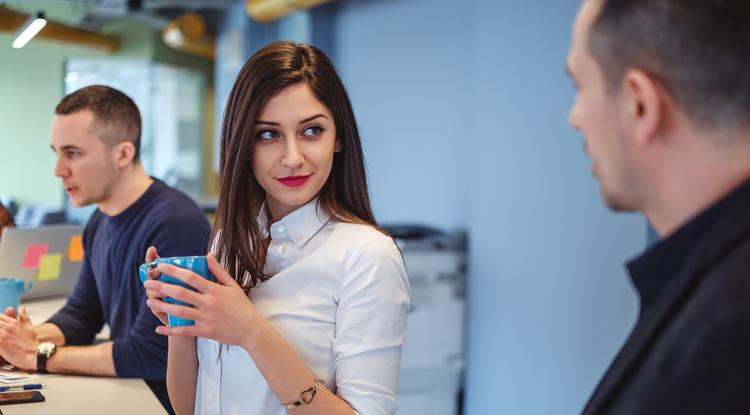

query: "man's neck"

left=97, top=163, right=153, bottom=217
left=645, top=131, right=750, bottom=238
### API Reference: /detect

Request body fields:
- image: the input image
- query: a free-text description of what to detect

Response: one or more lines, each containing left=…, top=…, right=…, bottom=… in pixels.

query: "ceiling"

left=3, top=0, right=235, bottom=29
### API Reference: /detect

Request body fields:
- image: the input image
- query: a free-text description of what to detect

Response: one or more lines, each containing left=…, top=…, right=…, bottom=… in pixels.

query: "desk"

left=23, top=297, right=67, bottom=328
left=1, top=375, right=165, bottom=415
left=0, top=298, right=165, bottom=414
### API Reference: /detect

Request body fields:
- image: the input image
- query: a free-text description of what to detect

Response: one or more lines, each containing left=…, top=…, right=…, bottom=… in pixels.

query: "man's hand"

left=0, top=306, right=38, bottom=371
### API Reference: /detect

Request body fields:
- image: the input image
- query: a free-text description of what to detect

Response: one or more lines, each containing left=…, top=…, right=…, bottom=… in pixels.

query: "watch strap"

left=35, top=343, right=55, bottom=373
left=36, top=351, right=48, bottom=373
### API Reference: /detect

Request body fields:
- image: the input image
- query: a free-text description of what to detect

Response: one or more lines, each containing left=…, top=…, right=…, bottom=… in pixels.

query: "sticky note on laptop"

left=68, top=234, right=84, bottom=262
left=22, top=243, right=49, bottom=268
left=38, top=253, right=63, bottom=281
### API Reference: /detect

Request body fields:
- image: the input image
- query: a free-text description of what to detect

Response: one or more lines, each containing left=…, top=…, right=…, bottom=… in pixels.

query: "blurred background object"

left=387, top=225, right=467, bottom=415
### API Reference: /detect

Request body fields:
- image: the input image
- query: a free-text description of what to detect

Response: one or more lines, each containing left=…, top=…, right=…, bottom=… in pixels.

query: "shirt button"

left=278, top=225, right=286, bottom=232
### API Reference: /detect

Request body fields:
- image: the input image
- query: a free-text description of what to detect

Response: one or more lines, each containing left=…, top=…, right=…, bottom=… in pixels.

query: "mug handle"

left=23, top=280, right=33, bottom=293
left=138, top=261, right=159, bottom=284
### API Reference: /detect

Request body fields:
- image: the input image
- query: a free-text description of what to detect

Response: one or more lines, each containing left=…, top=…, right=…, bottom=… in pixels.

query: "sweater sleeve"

left=46, top=222, right=105, bottom=345
left=46, top=255, right=105, bottom=345
left=111, top=207, right=210, bottom=379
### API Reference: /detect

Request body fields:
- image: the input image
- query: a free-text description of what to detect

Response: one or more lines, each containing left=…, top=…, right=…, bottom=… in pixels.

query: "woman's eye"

left=255, top=129, right=278, bottom=140
left=302, top=126, right=324, bottom=137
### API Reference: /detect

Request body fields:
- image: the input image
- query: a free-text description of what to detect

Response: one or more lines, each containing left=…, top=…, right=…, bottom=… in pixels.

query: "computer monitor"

left=0, top=224, right=84, bottom=300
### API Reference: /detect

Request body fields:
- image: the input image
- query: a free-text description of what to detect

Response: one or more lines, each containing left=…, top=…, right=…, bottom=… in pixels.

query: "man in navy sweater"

left=0, top=85, right=210, bottom=413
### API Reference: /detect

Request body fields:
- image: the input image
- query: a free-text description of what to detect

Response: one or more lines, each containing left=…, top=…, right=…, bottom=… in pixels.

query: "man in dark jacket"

left=566, top=0, right=750, bottom=413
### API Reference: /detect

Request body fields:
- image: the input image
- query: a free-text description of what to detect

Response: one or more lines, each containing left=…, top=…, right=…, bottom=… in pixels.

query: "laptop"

left=0, top=224, right=85, bottom=300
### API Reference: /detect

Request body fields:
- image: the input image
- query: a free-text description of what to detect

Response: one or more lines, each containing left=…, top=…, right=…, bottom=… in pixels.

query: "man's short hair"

left=588, top=0, right=750, bottom=129
left=55, top=85, right=142, bottom=161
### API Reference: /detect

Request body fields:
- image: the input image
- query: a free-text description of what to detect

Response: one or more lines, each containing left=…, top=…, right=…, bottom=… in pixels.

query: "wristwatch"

left=36, top=342, right=57, bottom=373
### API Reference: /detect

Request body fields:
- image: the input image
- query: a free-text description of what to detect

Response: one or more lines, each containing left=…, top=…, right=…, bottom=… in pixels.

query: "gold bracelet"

left=283, top=379, right=320, bottom=411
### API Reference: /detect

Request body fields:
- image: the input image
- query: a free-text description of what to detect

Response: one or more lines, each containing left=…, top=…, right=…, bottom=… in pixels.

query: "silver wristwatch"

left=36, top=341, right=56, bottom=373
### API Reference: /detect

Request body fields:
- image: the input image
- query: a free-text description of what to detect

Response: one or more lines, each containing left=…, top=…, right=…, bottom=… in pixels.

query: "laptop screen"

left=0, top=225, right=85, bottom=300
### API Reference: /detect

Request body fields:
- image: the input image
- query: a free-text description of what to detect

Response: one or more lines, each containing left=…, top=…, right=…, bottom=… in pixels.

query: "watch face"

left=37, top=342, right=55, bottom=355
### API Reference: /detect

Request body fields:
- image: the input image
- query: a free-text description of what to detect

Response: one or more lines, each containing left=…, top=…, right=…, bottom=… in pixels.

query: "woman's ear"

left=334, top=139, right=343, bottom=153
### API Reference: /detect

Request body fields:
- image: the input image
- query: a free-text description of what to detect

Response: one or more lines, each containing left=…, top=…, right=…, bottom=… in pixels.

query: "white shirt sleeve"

left=332, top=234, right=411, bottom=415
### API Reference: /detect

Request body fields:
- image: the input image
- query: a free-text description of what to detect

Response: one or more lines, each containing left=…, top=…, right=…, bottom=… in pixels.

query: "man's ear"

left=113, top=141, right=137, bottom=169
left=621, top=69, right=664, bottom=148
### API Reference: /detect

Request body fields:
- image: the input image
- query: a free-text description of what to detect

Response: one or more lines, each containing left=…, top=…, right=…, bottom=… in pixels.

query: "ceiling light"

left=12, top=11, right=47, bottom=49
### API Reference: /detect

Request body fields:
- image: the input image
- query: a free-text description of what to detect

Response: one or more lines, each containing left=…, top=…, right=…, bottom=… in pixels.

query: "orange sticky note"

left=68, top=234, right=84, bottom=262
left=22, top=243, right=48, bottom=268
left=38, top=253, right=63, bottom=281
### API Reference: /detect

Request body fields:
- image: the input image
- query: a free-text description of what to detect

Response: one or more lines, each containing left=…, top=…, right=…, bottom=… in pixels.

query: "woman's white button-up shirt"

left=195, top=200, right=411, bottom=414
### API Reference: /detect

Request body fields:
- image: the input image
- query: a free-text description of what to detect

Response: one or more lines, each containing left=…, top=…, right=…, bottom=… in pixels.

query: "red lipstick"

left=278, top=175, right=311, bottom=187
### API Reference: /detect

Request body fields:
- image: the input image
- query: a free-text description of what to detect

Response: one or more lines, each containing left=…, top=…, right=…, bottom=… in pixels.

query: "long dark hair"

left=214, top=41, right=379, bottom=291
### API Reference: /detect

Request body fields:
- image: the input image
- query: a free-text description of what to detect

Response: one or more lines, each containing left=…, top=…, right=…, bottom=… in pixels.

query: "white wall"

left=465, top=1, right=644, bottom=413
left=333, top=0, right=474, bottom=230
left=332, top=0, right=645, bottom=413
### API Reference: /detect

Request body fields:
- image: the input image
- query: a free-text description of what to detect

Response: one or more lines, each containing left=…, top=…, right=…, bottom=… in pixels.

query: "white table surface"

left=0, top=298, right=165, bottom=414
left=0, top=374, right=166, bottom=415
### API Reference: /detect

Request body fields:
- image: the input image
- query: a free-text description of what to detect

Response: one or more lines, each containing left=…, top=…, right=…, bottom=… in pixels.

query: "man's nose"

left=568, top=102, right=581, bottom=131
left=54, top=157, right=69, bottom=178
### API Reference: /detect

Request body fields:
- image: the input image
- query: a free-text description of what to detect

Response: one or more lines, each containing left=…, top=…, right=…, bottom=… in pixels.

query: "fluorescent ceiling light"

left=12, top=12, right=47, bottom=49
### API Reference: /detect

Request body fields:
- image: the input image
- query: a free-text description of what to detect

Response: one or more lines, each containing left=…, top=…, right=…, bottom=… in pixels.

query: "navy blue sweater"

left=47, top=179, right=210, bottom=413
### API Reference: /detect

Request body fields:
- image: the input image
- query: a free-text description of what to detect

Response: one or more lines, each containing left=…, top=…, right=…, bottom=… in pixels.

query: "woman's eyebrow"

left=254, top=114, right=328, bottom=126
left=254, top=120, right=279, bottom=126
left=298, top=114, right=328, bottom=124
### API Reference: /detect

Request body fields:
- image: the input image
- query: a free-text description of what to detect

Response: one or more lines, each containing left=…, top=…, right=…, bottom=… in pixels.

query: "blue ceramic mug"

left=0, top=277, right=33, bottom=313
left=139, top=256, right=214, bottom=326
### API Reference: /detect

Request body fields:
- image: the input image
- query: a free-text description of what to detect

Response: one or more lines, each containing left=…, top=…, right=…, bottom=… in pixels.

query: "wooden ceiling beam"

left=0, top=5, right=119, bottom=53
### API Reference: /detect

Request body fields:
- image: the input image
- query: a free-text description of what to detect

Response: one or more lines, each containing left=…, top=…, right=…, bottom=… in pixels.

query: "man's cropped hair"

left=56, top=85, right=142, bottom=160
left=588, top=0, right=750, bottom=129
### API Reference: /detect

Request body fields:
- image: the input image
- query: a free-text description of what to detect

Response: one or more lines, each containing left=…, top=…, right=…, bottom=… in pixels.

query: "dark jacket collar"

left=583, top=177, right=750, bottom=414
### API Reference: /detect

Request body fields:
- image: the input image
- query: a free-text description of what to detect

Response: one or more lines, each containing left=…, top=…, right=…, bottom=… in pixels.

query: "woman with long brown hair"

left=143, top=41, right=410, bottom=415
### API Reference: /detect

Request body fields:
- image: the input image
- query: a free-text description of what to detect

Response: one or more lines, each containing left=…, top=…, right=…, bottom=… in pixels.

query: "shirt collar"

left=257, top=202, right=270, bottom=239
left=627, top=177, right=750, bottom=308
left=265, top=199, right=330, bottom=248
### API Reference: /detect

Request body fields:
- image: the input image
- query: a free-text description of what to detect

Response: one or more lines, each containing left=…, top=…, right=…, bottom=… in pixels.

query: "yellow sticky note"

left=68, top=234, right=84, bottom=262
left=38, top=253, right=63, bottom=281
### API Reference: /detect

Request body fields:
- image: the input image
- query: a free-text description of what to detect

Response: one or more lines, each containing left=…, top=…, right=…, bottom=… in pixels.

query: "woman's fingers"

left=144, top=297, right=168, bottom=325
left=143, top=280, right=204, bottom=307
left=145, top=246, right=160, bottom=262
left=144, top=247, right=162, bottom=279
left=155, top=263, right=214, bottom=293
left=207, top=253, right=240, bottom=288
left=146, top=299, right=199, bottom=321
left=144, top=288, right=164, bottom=299
left=155, top=324, right=200, bottom=337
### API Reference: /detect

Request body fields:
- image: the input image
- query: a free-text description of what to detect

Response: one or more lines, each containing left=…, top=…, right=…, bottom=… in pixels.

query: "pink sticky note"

left=22, top=243, right=49, bottom=268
